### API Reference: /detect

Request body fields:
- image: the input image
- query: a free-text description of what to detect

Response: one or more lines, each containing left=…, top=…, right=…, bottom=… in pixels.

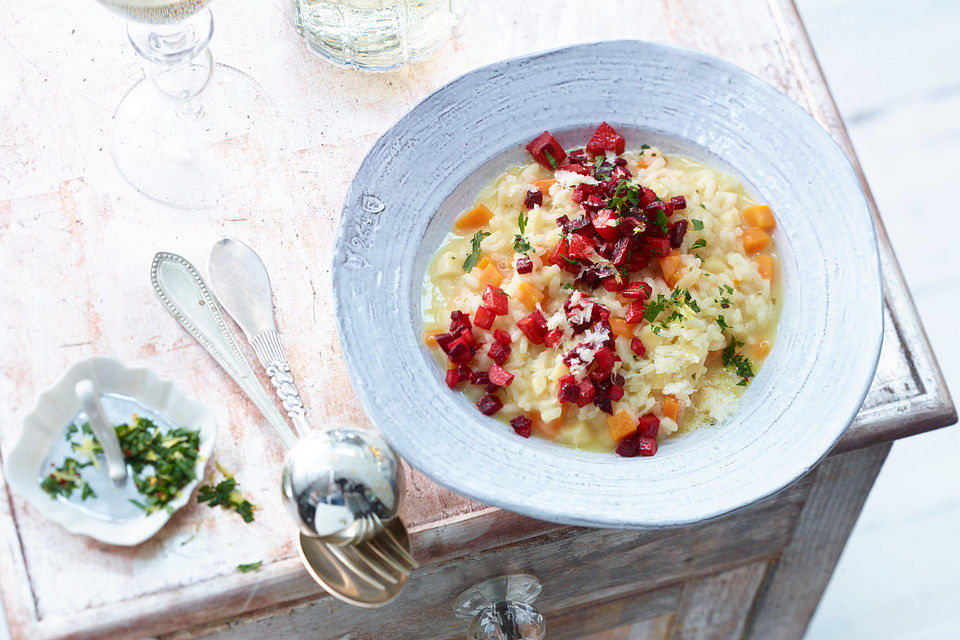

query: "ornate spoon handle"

left=250, top=330, right=310, bottom=436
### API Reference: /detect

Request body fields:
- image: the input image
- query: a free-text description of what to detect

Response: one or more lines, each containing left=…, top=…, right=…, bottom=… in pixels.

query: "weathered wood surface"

left=0, top=0, right=954, bottom=638
left=672, top=563, right=770, bottom=640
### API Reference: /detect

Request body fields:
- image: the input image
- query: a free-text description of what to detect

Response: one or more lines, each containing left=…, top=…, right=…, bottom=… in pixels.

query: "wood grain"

left=672, top=563, right=769, bottom=640
left=0, top=0, right=954, bottom=637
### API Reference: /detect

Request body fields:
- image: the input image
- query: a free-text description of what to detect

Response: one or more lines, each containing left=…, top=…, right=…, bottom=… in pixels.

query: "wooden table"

left=0, top=1, right=955, bottom=638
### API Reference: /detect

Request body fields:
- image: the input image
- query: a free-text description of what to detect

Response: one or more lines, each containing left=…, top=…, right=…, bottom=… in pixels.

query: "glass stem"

left=127, top=8, right=214, bottom=120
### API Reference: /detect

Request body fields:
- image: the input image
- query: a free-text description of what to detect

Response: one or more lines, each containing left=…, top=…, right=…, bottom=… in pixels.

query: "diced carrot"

left=741, top=227, right=771, bottom=254
left=423, top=329, right=443, bottom=345
left=609, top=317, right=635, bottom=339
left=534, top=407, right=567, bottom=439
left=539, top=251, right=553, bottom=266
left=477, top=256, right=493, bottom=271
left=478, top=262, right=504, bottom=288
left=455, top=204, right=493, bottom=231
left=706, top=349, right=723, bottom=362
left=742, top=204, right=776, bottom=231
left=662, top=395, right=680, bottom=422
left=533, top=179, right=556, bottom=195
left=607, top=410, right=637, bottom=442
left=754, top=255, right=775, bottom=281
left=754, top=340, right=771, bottom=359
left=659, top=253, right=682, bottom=286
left=516, top=282, right=545, bottom=310
left=637, top=154, right=653, bottom=169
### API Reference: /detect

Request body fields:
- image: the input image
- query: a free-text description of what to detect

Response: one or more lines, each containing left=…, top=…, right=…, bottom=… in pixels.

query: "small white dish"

left=5, top=356, right=217, bottom=545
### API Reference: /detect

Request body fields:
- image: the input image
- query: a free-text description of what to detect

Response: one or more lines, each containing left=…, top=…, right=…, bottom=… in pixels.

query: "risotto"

left=422, top=124, right=780, bottom=457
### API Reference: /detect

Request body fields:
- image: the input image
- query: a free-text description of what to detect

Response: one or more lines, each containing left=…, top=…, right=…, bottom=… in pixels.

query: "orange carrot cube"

left=742, top=204, right=776, bottom=231
left=607, top=410, right=637, bottom=442
left=741, top=227, right=771, bottom=254
left=455, top=204, right=493, bottom=231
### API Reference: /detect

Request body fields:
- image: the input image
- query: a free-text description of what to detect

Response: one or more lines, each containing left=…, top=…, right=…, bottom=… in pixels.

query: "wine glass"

left=96, top=0, right=276, bottom=208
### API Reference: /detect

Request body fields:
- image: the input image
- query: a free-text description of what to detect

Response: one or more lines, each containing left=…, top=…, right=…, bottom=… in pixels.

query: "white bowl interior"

left=334, top=41, right=881, bottom=528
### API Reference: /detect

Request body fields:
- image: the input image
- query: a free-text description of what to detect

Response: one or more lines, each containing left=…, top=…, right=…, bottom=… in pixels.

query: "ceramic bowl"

left=332, top=41, right=882, bottom=528
left=5, top=356, right=217, bottom=545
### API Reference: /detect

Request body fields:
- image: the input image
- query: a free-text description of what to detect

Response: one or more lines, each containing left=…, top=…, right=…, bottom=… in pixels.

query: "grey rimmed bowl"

left=332, top=40, right=882, bottom=528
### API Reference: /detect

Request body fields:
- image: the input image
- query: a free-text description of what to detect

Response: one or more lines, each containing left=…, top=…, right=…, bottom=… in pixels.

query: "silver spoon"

left=74, top=379, right=127, bottom=485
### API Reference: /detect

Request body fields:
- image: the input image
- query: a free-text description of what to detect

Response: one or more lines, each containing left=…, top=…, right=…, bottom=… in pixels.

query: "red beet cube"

left=610, top=237, right=630, bottom=267
left=612, top=164, right=631, bottom=182
left=602, top=276, right=626, bottom=292
left=571, top=183, right=598, bottom=204
left=615, top=438, right=640, bottom=457
left=515, top=256, right=533, bottom=274
left=435, top=332, right=456, bottom=355
left=621, top=282, right=652, bottom=299
left=582, top=195, right=605, bottom=212
left=445, top=368, right=463, bottom=389
left=544, top=328, right=564, bottom=348
left=556, top=163, right=590, bottom=176
left=473, top=305, right=495, bottom=330
left=586, top=122, right=626, bottom=155
left=624, top=300, right=646, bottom=324
left=488, top=364, right=514, bottom=386
left=669, top=219, right=688, bottom=249
left=494, top=329, right=512, bottom=344
left=447, top=337, right=472, bottom=363
left=449, top=310, right=472, bottom=334
left=591, top=209, right=620, bottom=242
left=517, top=310, right=548, bottom=344
left=525, top=131, right=566, bottom=170
left=567, top=234, right=595, bottom=261
left=630, top=338, right=646, bottom=357
left=482, top=285, right=509, bottom=315
left=608, top=384, right=624, bottom=402
left=638, top=436, right=658, bottom=456
left=470, top=370, right=491, bottom=386
left=550, top=238, right=578, bottom=273
left=576, top=378, right=596, bottom=408
left=645, top=237, right=671, bottom=257
left=457, top=328, right=477, bottom=350
left=488, top=340, right=511, bottom=365
left=626, top=249, right=651, bottom=272
left=510, top=415, right=533, bottom=438
left=524, top=189, right=543, bottom=210
left=557, top=374, right=580, bottom=403
left=477, top=394, right=503, bottom=416
left=670, top=195, right=687, bottom=210
left=638, top=413, right=660, bottom=438
left=593, top=346, right=615, bottom=375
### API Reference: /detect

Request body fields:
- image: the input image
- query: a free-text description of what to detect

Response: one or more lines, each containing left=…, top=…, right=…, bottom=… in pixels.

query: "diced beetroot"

left=621, top=282, right=652, bottom=299
left=625, top=248, right=651, bottom=271
left=524, top=189, right=543, bottom=209
left=624, top=300, right=646, bottom=324
left=525, top=131, right=566, bottom=169
left=595, top=396, right=613, bottom=415
left=615, top=438, right=640, bottom=457
left=550, top=238, right=578, bottom=273
left=494, top=329, right=512, bottom=344
left=515, top=256, right=533, bottom=274
left=640, top=187, right=657, bottom=207
left=611, top=372, right=625, bottom=385
left=488, top=340, right=511, bottom=365
left=473, top=305, right=495, bottom=330
left=470, top=370, right=490, bottom=386
left=447, top=336, right=473, bottom=363
left=445, top=368, right=463, bottom=389
left=510, top=415, right=533, bottom=438
left=517, top=310, right=548, bottom=344
left=644, top=236, right=671, bottom=257
left=557, top=163, right=590, bottom=176
left=645, top=199, right=674, bottom=217
left=567, top=234, right=595, bottom=261
left=611, top=237, right=631, bottom=267
left=544, top=328, right=564, bottom=348
left=576, top=378, right=596, bottom=408
left=568, top=148, right=590, bottom=164
left=592, top=209, right=620, bottom=242
left=608, top=384, right=624, bottom=402
left=670, top=195, right=687, bottom=210
left=582, top=194, right=605, bottom=212
left=630, top=338, right=646, bottom=357
left=602, top=276, right=626, bottom=292
left=482, top=285, right=509, bottom=315
left=638, top=436, right=658, bottom=457
left=488, top=364, right=514, bottom=386
left=449, top=310, right=472, bottom=334
left=571, top=183, right=598, bottom=204
left=586, top=122, right=626, bottom=155
left=457, top=328, right=477, bottom=350
left=593, top=346, right=615, bottom=375
left=669, top=219, right=688, bottom=248
left=557, top=374, right=580, bottom=403
left=638, top=413, right=660, bottom=438
left=612, top=164, right=631, bottom=182
left=435, top=332, right=456, bottom=354
left=597, top=305, right=611, bottom=321
left=477, top=394, right=503, bottom=416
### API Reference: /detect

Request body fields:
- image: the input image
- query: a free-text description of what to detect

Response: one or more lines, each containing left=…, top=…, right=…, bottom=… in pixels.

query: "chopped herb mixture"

left=722, top=337, right=756, bottom=385
left=237, top=560, right=263, bottom=573
left=462, top=230, right=491, bottom=272
left=513, top=211, right=533, bottom=254
left=197, top=464, right=256, bottom=523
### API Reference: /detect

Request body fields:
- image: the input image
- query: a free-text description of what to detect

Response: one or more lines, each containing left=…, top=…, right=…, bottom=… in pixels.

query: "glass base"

left=112, top=63, right=276, bottom=209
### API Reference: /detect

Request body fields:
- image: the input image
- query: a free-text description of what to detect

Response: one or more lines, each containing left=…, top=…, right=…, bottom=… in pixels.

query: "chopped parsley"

left=543, top=149, right=558, bottom=169
left=513, top=211, right=533, bottom=254
left=655, top=209, right=669, bottom=235
left=237, top=561, right=263, bottom=573
left=692, top=219, right=704, bottom=231
left=699, top=203, right=706, bottom=209
left=560, top=283, right=575, bottom=290
left=722, top=337, right=755, bottom=385
left=691, top=238, right=707, bottom=249
left=462, top=230, right=491, bottom=272
left=198, top=465, right=256, bottom=523
left=717, top=315, right=729, bottom=330
left=640, top=144, right=650, bottom=150
left=41, top=457, right=96, bottom=501
left=643, top=288, right=703, bottom=333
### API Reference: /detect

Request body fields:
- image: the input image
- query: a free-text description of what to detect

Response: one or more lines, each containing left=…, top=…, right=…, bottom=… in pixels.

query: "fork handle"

left=251, top=330, right=309, bottom=437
